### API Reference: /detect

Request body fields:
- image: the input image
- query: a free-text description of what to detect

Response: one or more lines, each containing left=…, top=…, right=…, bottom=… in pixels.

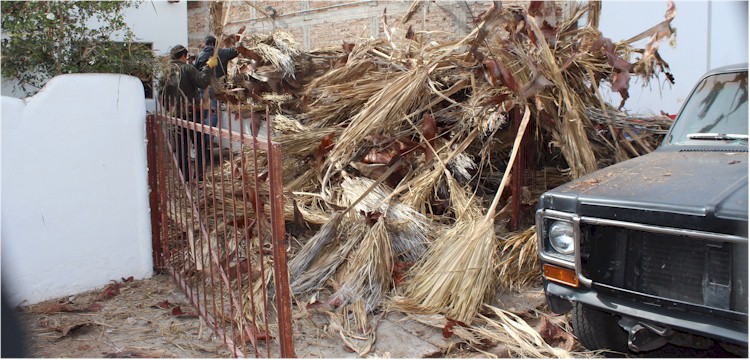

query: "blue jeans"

left=199, top=87, right=218, bottom=151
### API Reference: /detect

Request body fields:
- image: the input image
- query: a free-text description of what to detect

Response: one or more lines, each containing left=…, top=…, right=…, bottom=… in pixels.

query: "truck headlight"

left=549, top=221, right=575, bottom=255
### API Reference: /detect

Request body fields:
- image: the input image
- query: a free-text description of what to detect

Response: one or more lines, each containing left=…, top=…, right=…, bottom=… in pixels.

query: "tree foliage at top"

left=1, top=0, right=155, bottom=93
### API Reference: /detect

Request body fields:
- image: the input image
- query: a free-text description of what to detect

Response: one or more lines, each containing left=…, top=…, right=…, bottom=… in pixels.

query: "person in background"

left=194, top=35, right=239, bottom=144
left=159, top=44, right=216, bottom=182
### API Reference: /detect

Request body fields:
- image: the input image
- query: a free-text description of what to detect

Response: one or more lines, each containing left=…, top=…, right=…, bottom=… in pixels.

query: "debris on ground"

left=159, top=0, right=678, bottom=357
left=18, top=274, right=229, bottom=358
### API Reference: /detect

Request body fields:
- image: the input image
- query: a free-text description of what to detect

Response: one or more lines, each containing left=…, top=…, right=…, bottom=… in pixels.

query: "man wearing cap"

left=159, top=44, right=216, bottom=182
left=194, top=35, right=239, bottom=133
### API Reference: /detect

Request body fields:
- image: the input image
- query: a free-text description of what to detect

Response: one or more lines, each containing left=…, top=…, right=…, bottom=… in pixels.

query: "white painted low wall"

left=1, top=74, right=153, bottom=306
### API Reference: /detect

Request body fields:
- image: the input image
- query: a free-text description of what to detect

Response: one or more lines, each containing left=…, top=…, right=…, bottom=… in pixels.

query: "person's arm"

left=219, top=47, right=239, bottom=62
left=194, top=53, right=208, bottom=71
left=187, top=64, right=212, bottom=89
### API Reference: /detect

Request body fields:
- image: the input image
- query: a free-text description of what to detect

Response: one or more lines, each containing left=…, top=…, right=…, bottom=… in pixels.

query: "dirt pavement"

left=14, top=274, right=737, bottom=358
left=15, top=274, right=553, bottom=358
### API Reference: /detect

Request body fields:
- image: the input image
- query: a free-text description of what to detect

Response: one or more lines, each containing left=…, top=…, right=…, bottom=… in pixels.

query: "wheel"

left=571, top=302, right=629, bottom=353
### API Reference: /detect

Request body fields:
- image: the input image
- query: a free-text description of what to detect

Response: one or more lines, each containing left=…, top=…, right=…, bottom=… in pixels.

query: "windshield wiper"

left=687, top=133, right=748, bottom=141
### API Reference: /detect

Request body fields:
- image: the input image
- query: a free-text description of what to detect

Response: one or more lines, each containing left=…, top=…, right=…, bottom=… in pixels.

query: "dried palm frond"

left=395, top=217, right=498, bottom=323
left=288, top=211, right=345, bottom=281
left=326, top=66, right=432, bottom=168
left=333, top=220, right=393, bottom=313
left=269, top=30, right=302, bottom=58
left=397, top=106, right=532, bottom=323
left=497, top=226, right=541, bottom=291
left=275, top=126, right=341, bottom=158
left=384, top=203, right=430, bottom=262
left=290, top=213, right=366, bottom=295
left=474, top=305, right=577, bottom=358
left=339, top=176, right=430, bottom=262
left=271, top=114, right=309, bottom=134
left=252, top=43, right=296, bottom=78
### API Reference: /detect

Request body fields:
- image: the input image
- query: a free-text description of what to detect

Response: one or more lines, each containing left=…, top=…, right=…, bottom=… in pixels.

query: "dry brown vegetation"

left=167, top=0, right=677, bottom=357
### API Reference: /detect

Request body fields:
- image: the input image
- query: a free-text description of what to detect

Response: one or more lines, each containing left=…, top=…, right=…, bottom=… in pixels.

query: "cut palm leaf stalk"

left=396, top=105, right=532, bottom=324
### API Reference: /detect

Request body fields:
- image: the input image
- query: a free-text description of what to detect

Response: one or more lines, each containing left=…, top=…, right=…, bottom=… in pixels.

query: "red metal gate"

left=146, top=100, right=294, bottom=358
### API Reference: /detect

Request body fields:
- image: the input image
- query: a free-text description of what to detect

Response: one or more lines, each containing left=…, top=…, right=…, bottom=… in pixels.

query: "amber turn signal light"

left=543, top=263, right=579, bottom=288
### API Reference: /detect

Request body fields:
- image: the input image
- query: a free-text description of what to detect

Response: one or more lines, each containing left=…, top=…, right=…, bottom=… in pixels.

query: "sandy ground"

left=17, top=274, right=229, bottom=358
left=14, top=273, right=737, bottom=358
left=14, top=274, right=551, bottom=358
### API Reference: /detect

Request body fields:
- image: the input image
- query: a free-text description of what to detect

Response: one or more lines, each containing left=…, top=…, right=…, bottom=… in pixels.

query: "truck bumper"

left=544, top=280, right=748, bottom=347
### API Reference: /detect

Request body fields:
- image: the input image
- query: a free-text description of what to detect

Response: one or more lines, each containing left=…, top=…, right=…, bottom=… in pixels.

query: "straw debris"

left=172, top=0, right=678, bottom=355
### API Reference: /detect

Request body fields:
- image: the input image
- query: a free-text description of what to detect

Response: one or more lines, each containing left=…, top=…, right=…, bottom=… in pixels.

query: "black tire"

left=571, top=302, right=629, bottom=354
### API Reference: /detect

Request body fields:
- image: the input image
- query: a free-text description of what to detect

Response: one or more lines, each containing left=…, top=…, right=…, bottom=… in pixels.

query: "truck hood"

left=541, top=150, right=748, bottom=235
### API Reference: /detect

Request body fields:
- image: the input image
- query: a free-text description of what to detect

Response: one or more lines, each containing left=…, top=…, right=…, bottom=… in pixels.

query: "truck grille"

left=579, top=222, right=748, bottom=314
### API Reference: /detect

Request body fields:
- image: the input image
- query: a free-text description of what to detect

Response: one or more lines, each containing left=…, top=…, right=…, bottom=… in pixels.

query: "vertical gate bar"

left=215, top=103, right=230, bottom=348
left=255, top=109, right=271, bottom=357
left=198, top=100, right=211, bottom=324
left=225, top=105, right=241, bottom=356
left=192, top=99, right=205, bottom=313
left=202, top=98, right=221, bottom=357
left=245, top=108, right=265, bottom=357
left=198, top=99, right=216, bottom=339
left=147, top=115, right=163, bottom=269
left=266, top=108, right=295, bottom=358
left=157, top=113, right=169, bottom=269
left=235, top=105, right=250, bottom=354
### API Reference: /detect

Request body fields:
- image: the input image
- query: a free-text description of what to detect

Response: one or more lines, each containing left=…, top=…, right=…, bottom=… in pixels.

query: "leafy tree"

left=1, top=1, right=155, bottom=94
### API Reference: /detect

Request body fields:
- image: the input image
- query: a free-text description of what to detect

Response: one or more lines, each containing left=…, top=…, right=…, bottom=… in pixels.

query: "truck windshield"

left=667, top=71, right=748, bottom=145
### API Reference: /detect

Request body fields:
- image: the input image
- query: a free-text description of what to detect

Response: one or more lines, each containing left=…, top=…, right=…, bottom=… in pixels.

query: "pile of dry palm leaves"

left=182, top=0, right=678, bottom=356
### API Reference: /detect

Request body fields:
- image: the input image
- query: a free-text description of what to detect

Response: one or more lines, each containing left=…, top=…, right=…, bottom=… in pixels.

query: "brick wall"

left=187, top=1, right=568, bottom=51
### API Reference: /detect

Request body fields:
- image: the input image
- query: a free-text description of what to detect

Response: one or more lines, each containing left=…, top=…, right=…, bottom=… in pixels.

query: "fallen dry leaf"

left=537, top=316, right=576, bottom=351
left=151, top=300, right=172, bottom=309
left=171, top=305, right=199, bottom=318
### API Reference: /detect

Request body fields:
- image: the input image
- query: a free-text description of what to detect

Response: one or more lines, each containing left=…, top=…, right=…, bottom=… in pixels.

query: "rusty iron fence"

left=146, top=98, right=294, bottom=358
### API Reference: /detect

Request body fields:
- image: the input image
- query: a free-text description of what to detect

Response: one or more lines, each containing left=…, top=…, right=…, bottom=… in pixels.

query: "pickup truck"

left=536, top=63, right=748, bottom=356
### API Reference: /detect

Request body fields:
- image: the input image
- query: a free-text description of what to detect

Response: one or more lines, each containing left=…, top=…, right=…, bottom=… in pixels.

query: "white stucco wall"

left=1, top=74, right=153, bottom=306
left=599, top=0, right=749, bottom=115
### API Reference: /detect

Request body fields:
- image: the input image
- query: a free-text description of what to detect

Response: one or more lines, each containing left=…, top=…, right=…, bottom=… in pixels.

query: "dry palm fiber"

left=403, top=309, right=594, bottom=359
left=339, top=176, right=430, bottom=262
left=325, top=64, right=432, bottom=169
left=289, top=157, right=409, bottom=295
left=275, top=126, right=341, bottom=160
left=497, top=226, right=540, bottom=291
left=331, top=219, right=393, bottom=313
left=243, top=255, right=276, bottom=335
left=474, top=305, right=581, bottom=358
left=288, top=211, right=346, bottom=283
left=289, top=212, right=365, bottom=295
left=396, top=106, right=532, bottom=324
